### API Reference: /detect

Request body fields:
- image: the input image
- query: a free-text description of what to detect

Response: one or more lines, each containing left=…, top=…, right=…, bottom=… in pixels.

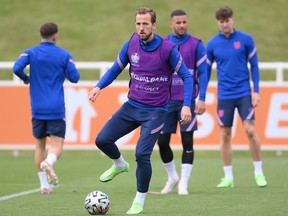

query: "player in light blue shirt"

left=206, top=6, right=267, bottom=188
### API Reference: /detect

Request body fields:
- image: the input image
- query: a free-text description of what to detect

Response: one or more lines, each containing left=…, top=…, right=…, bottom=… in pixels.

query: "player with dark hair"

left=206, top=6, right=267, bottom=188
left=13, top=22, right=80, bottom=194
left=157, top=9, right=208, bottom=195
left=89, top=7, right=193, bottom=214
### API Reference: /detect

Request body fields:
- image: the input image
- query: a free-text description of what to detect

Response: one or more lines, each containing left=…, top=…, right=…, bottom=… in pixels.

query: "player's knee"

left=135, top=152, right=150, bottom=164
left=95, top=134, right=106, bottom=148
left=221, top=128, right=231, bottom=141
left=244, top=122, right=256, bottom=138
left=157, top=134, right=170, bottom=147
left=157, top=138, right=164, bottom=147
left=245, top=127, right=256, bottom=139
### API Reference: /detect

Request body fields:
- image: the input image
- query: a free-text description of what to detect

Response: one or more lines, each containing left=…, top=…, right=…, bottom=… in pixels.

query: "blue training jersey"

left=13, top=42, right=80, bottom=119
left=96, top=33, right=193, bottom=110
left=206, top=29, right=260, bottom=100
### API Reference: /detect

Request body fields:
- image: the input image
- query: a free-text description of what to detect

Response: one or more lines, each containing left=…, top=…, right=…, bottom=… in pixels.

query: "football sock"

left=163, top=160, right=179, bottom=181
left=133, top=191, right=146, bottom=206
left=253, top=161, right=264, bottom=176
left=112, top=155, right=127, bottom=169
left=180, top=164, right=192, bottom=186
left=38, top=171, right=50, bottom=189
left=223, top=165, right=233, bottom=180
left=46, top=154, right=57, bottom=166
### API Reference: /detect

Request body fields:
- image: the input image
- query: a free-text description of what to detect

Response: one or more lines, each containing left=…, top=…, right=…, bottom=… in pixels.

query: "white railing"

left=1, top=61, right=287, bottom=84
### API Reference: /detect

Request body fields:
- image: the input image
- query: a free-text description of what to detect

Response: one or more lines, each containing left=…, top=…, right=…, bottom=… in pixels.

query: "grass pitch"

left=0, top=150, right=287, bottom=216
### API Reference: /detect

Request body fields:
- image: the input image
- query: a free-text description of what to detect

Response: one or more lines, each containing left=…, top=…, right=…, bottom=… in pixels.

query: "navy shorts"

left=32, top=118, right=66, bottom=139
left=161, top=100, right=197, bottom=134
left=217, top=96, right=255, bottom=127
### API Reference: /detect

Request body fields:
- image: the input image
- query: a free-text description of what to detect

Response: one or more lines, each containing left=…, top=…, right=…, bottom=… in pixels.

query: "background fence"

left=1, top=61, right=288, bottom=84
left=1, top=62, right=287, bottom=150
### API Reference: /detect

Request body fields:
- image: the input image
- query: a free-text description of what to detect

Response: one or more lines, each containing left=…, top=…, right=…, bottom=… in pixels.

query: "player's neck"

left=222, top=29, right=234, bottom=38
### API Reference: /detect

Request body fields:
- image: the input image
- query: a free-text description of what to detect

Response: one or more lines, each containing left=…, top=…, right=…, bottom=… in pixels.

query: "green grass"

left=1, top=0, right=288, bottom=80
left=0, top=150, right=287, bottom=216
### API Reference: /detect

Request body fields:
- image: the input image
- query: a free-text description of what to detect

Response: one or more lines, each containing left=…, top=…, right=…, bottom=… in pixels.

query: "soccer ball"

left=84, top=190, right=110, bottom=215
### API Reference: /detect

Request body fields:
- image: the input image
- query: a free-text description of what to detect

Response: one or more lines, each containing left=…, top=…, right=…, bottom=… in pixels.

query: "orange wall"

left=0, top=84, right=287, bottom=149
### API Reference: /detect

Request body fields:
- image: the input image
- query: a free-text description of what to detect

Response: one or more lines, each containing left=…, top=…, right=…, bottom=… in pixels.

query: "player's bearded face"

left=170, top=15, right=188, bottom=37
left=138, top=31, right=152, bottom=42
left=136, top=14, right=155, bottom=43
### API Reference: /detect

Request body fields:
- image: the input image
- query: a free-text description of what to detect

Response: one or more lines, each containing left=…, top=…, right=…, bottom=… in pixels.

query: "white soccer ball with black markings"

left=84, top=190, right=110, bottom=215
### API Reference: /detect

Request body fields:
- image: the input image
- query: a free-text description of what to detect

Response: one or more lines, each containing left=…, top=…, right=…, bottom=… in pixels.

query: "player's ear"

left=169, top=21, right=173, bottom=29
left=152, top=22, right=157, bottom=30
left=52, top=33, right=59, bottom=43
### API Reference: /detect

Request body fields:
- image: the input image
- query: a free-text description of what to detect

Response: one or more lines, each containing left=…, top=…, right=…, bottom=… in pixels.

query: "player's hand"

left=195, top=100, right=206, bottom=115
left=252, top=92, right=260, bottom=107
left=88, top=87, right=100, bottom=102
left=180, top=105, right=192, bottom=125
left=24, top=74, right=30, bottom=85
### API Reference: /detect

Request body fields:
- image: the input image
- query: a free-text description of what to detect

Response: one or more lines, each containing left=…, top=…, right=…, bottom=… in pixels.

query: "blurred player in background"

left=157, top=9, right=208, bottom=195
left=88, top=7, right=193, bottom=214
left=13, top=22, right=80, bottom=194
left=206, top=6, right=267, bottom=188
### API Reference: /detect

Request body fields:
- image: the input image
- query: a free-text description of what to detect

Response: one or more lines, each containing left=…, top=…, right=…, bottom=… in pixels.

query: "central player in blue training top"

left=89, top=7, right=193, bottom=215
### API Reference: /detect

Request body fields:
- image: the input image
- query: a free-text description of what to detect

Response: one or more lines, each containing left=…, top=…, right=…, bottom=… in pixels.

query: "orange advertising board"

left=0, top=84, right=287, bottom=149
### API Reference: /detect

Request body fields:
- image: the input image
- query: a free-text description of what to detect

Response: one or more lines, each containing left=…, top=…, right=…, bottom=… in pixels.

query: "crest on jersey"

left=131, top=53, right=140, bottom=64
left=218, top=109, right=224, bottom=118
left=234, top=41, right=241, bottom=49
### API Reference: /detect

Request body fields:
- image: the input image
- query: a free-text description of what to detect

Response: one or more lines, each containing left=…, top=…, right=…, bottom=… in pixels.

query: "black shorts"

left=32, top=118, right=66, bottom=139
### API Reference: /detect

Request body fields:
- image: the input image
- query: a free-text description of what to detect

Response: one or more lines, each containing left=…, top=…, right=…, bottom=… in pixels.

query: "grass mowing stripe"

left=0, top=188, right=40, bottom=201
left=0, top=185, right=60, bottom=201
